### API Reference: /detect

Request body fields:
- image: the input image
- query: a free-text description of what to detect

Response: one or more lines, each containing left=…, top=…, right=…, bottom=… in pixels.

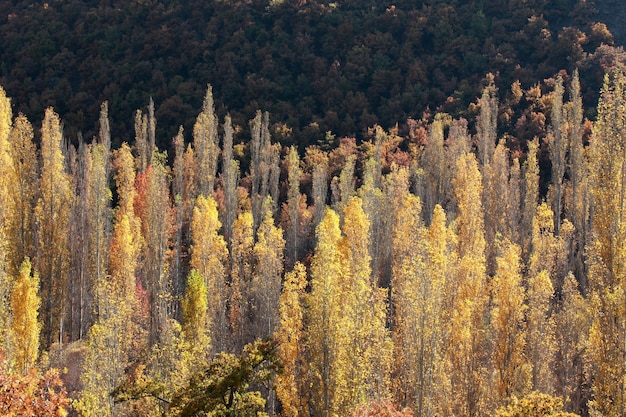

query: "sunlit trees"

left=587, top=68, right=626, bottom=417
left=275, top=262, right=308, bottom=417
left=439, top=151, right=490, bottom=416
left=0, top=360, right=70, bottom=417
left=194, top=85, right=219, bottom=197
left=190, top=195, right=228, bottom=352
left=8, top=258, right=40, bottom=375
left=251, top=202, right=285, bottom=339
left=307, top=208, right=343, bottom=417
left=392, top=197, right=452, bottom=415
left=36, top=107, right=74, bottom=347
left=490, top=240, right=530, bottom=403
left=335, top=196, right=391, bottom=415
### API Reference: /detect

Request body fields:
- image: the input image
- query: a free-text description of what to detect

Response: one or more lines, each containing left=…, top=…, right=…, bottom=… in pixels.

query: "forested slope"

left=0, top=0, right=622, bottom=149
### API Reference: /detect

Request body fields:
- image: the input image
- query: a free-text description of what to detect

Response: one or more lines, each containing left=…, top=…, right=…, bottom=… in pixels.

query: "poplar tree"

left=77, top=144, right=142, bottom=417
left=549, top=75, right=566, bottom=234
left=138, top=152, right=173, bottom=345
left=8, top=258, right=40, bottom=375
left=250, top=111, right=279, bottom=231
left=440, top=152, right=490, bottom=416
left=359, top=157, right=384, bottom=282
left=83, top=106, right=113, bottom=339
left=477, top=77, right=498, bottom=167
left=181, top=268, right=211, bottom=360
left=307, top=208, right=343, bottom=417
left=554, top=273, right=590, bottom=414
left=526, top=270, right=556, bottom=395
left=309, top=148, right=329, bottom=230
left=284, top=146, right=304, bottom=267
left=490, top=240, right=530, bottom=404
left=251, top=201, right=285, bottom=339
left=335, top=197, right=391, bottom=416
left=0, top=89, right=13, bottom=348
left=190, top=195, right=228, bottom=352
left=392, top=196, right=452, bottom=415
left=221, top=115, right=239, bottom=249
left=275, top=262, right=308, bottom=417
left=194, top=85, right=219, bottom=196
left=172, top=127, right=186, bottom=306
left=36, top=107, right=73, bottom=347
left=483, top=139, right=512, bottom=273
left=7, top=115, right=36, bottom=278
left=587, top=68, right=626, bottom=417
left=521, top=138, right=540, bottom=260
left=564, top=69, right=589, bottom=285
left=334, top=154, right=356, bottom=216
left=420, top=114, right=445, bottom=220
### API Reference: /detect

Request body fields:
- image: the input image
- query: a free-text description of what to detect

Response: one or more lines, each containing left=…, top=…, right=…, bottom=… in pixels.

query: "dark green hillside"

left=0, top=0, right=620, bottom=149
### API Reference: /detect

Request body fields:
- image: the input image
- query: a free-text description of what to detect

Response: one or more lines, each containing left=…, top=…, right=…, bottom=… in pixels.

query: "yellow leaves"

left=190, top=194, right=228, bottom=347
left=491, top=240, right=530, bottom=401
left=181, top=269, right=210, bottom=351
left=275, top=262, right=307, bottom=417
left=9, top=258, right=40, bottom=375
left=191, top=195, right=227, bottom=277
left=495, top=391, right=580, bottom=417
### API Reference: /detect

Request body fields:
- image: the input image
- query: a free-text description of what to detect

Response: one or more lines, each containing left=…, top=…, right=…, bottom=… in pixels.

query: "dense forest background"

left=0, top=0, right=625, bottom=150
left=4, top=1, right=626, bottom=417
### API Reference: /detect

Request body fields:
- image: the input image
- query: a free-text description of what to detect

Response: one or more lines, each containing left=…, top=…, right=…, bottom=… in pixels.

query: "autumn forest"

left=3, top=1, right=626, bottom=417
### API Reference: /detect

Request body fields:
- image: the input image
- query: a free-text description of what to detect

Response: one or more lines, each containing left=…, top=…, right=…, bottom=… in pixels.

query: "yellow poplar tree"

left=334, top=196, right=391, bottom=416
left=0, top=86, right=11, bottom=347
left=35, top=107, right=73, bottom=347
left=526, top=269, right=556, bottom=395
left=252, top=201, right=285, bottom=339
left=181, top=268, right=211, bottom=366
left=229, top=210, right=255, bottom=351
left=490, top=240, right=530, bottom=404
left=76, top=143, right=142, bottom=417
left=275, top=262, right=308, bottom=417
left=554, top=273, right=590, bottom=413
left=521, top=138, right=540, bottom=260
left=307, top=207, right=343, bottom=417
left=587, top=68, right=626, bottom=417
left=190, top=195, right=228, bottom=352
left=7, top=115, right=36, bottom=277
left=392, top=196, right=453, bottom=416
left=439, top=151, right=490, bottom=416
left=8, top=258, right=40, bottom=375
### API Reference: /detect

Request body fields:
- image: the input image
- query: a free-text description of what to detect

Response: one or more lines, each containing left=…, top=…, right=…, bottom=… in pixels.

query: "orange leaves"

left=0, top=355, right=69, bottom=417
left=351, top=399, right=413, bottom=417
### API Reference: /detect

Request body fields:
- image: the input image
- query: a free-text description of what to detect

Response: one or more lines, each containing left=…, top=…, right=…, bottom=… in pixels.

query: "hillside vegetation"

left=0, top=0, right=623, bottom=148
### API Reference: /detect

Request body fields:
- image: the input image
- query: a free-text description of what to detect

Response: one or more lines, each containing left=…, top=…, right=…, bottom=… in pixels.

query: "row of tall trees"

left=0, top=67, right=625, bottom=416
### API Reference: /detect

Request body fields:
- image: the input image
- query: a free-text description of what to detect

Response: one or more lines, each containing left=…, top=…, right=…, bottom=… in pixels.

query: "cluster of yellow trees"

left=1, top=68, right=626, bottom=416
